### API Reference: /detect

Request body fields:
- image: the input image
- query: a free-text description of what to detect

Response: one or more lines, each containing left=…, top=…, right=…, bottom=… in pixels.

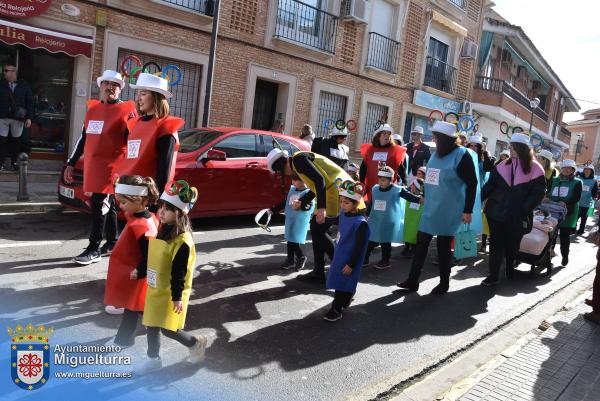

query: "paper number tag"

left=409, top=202, right=420, bottom=210
left=374, top=200, right=387, bottom=211
left=559, top=187, right=569, bottom=197
left=552, top=186, right=559, bottom=197
left=86, top=120, right=104, bottom=135
left=425, top=168, right=440, bottom=186
left=147, top=268, right=158, bottom=288
left=289, top=195, right=299, bottom=206
left=127, top=140, right=141, bottom=159
left=372, top=152, right=388, bottom=162
left=583, top=185, right=590, bottom=192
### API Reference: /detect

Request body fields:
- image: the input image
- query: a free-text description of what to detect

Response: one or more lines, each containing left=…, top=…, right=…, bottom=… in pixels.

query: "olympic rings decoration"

left=457, top=115, right=475, bottom=133
left=499, top=121, right=525, bottom=139
left=331, top=119, right=358, bottom=132
left=120, top=55, right=183, bottom=87
left=334, top=177, right=344, bottom=189
left=323, top=119, right=336, bottom=130
left=444, top=112, right=459, bottom=124
left=428, top=109, right=445, bottom=125
left=337, top=180, right=365, bottom=196
left=166, top=180, right=190, bottom=197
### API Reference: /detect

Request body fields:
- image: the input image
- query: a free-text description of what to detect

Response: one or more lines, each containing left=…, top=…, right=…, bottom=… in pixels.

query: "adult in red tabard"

left=118, top=72, right=184, bottom=193
left=64, top=70, right=136, bottom=265
left=359, top=123, right=407, bottom=202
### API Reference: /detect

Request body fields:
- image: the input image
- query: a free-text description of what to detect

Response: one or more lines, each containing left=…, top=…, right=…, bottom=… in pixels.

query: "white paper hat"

left=97, top=70, right=125, bottom=89
left=377, top=165, right=395, bottom=178
left=160, top=191, right=192, bottom=213
left=583, top=164, right=595, bottom=172
left=431, top=121, right=456, bottom=137
left=392, top=134, right=403, bottom=143
left=347, top=163, right=359, bottom=173
left=510, top=133, right=531, bottom=147
left=115, top=183, right=148, bottom=196
left=468, top=134, right=483, bottom=145
left=537, top=149, right=554, bottom=162
left=266, top=148, right=289, bottom=173
left=339, top=188, right=363, bottom=202
left=373, top=123, right=394, bottom=136
left=411, top=126, right=424, bottom=135
left=330, top=126, right=349, bottom=137
left=500, top=150, right=510, bottom=157
left=560, top=159, right=576, bottom=169
left=129, top=72, right=172, bottom=98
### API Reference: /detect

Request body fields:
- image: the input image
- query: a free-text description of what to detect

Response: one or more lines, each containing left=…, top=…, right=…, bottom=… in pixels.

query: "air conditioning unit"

left=461, top=101, right=473, bottom=115
left=341, top=0, right=368, bottom=24
left=460, top=39, right=478, bottom=59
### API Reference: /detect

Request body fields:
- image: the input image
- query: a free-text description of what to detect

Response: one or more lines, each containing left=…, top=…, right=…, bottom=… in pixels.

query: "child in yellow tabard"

left=134, top=180, right=207, bottom=374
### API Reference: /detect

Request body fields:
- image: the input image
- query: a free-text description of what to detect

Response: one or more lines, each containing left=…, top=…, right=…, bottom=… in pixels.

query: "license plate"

left=60, top=185, right=75, bottom=199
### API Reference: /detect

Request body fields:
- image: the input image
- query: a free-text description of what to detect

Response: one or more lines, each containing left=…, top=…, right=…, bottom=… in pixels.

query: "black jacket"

left=405, top=142, right=431, bottom=176
left=0, top=79, right=34, bottom=119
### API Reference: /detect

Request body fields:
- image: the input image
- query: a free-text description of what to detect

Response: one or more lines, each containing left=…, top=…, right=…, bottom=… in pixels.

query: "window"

left=363, top=102, right=389, bottom=144
left=156, top=0, right=213, bottom=15
left=315, top=91, right=347, bottom=137
left=213, top=134, right=260, bottom=158
left=261, top=135, right=301, bottom=156
left=179, top=129, right=223, bottom=153
left=117, top=49, right=202, bottom=130
left=424, top=37, right=457, bottom=94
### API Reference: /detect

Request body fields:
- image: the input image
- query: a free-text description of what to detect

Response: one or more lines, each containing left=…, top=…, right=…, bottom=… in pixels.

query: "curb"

left=0, top=202, right=64, bottom=213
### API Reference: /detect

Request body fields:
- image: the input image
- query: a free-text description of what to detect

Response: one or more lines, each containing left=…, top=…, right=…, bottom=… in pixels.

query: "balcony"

left=275, top=0, right=338, bottom=54
left=365, top=32, right=401, bottom=74
left=424, top=56, right=458, bottom=95
left=156, top=0, right=213, bottom=15
left=447, top=0, right=466, bottom=8
left=474, top=75, right=549, bottom=122
left=558, top=125, right=572, bottom=144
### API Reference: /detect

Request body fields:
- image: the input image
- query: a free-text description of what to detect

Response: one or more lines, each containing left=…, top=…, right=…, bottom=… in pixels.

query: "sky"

left=490, top=0, right=600, bottom=122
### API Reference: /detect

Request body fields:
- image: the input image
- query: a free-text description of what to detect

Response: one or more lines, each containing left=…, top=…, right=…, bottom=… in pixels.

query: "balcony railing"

left=275, top=0, right=338, bottom=54
left=447, top=0, right=466, bottom=8
left=157, top=0, right=213, bottom=15
left=475, top=75, right=550, bottom=122
left=424, top=56, right=458, bottom=95
left=366, top=32, right=401, bottom=74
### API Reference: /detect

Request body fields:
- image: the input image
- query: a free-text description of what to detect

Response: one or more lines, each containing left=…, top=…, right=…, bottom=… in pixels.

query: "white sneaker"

left=188, top=335, right=208, bottom=364
left=136, top=357, right=162, bottom=375
left=105, top=305, right=125, bottom=315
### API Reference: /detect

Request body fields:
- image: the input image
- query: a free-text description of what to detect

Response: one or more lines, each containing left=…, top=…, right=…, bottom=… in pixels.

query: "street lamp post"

left=528, top=97, right=540, bottom=134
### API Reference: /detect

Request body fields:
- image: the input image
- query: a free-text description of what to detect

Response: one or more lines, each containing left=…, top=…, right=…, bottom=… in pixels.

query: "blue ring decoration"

left=161, top=64, right=182, bottom=86
left=323, top=119, right=336, bottom=130
left=530, top=133, right=544, bottom=148
left=458, top=115, right=475, bottom=133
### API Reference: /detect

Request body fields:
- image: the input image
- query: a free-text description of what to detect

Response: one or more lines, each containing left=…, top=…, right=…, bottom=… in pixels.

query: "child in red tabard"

left=104, top=175, right=159, bottom=347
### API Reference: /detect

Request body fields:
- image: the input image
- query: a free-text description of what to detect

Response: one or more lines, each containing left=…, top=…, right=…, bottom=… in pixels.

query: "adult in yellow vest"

left=267, top=148, right=363, bottom=283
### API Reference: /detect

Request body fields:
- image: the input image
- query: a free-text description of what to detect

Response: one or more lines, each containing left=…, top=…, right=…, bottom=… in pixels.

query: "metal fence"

left=275, top=0, right=338, bottom=54
left=424, top=56, right=458, bottom=95
left=315, top=91, right=347, bottom=137
left=366, top=32, right=401, bottom=74
left=362, top=102, right=389, bottom=144
left=156, top=0, right=213, bottom=15
left=117, top=50, right=202, bottom=129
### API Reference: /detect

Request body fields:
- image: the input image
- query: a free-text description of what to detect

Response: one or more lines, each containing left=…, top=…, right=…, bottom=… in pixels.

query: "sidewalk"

left=0, top=173, right=62, bottom=212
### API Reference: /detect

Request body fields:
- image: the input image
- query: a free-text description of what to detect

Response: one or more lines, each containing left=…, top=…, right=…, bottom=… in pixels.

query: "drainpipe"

left=202, top=0, right=221, bottom=127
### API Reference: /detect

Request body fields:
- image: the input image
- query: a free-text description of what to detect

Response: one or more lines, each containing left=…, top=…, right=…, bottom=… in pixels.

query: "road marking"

left=0, top=241, right=62, bottom=249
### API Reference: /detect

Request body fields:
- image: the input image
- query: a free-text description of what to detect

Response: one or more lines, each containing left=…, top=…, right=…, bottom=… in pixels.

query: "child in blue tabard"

left=364, top=165, right=421, bottom=269
left=324, top=180, right=370, bottom=322
left=270, top=174, right=315, bottom=271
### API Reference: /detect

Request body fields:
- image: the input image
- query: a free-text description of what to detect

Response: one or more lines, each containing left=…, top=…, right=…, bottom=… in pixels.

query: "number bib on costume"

left=425, top=168, right=441, bottom=186
left=373, top=200, right=387, bottom=211
left=583, top=185, right=590, bottom=192
left=147, top=268, right=158, bottom=288
left=127, top=139, right=141, bottom=159
left=289, top=194, right=300, bottom=206
left=409, top=202, right=420, bottom=210
left=86, top=120, right=104, bottom=135
left=552, top=186, right=569, bottom=198
left=372, top=152, right=388, bottom=162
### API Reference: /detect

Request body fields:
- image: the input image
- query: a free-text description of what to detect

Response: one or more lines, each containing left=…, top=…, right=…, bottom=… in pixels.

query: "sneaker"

left=104, top=305, right=125, bottom=315
left=481, top=276, right=500, bottom=286
left=396, top=280, right=419, bottom=292
left=585, top=298, right=594, bottom=307
left=136, top=357, right=162, bottom=375
left=188, top=334, right=208, bottom=364
left=73, top=248, right=101, bottom=265
left=280, top=258, right=295, bottom=270
left=343, top=298, right=354, bottom=309
left=430, top=283, right=449, bottom=295
left=323, top=309, right=342, bottom=322
left=374, top=260, right=391, bottom=270
left=294, top=256, right=307, bottom=271
left=100, top=242, right=116, bottom=256
left=561, top=256, right=569, bottom=267
left=111, top=336, right=134, bottom=349
left=296, top=271, right=326, bottom=284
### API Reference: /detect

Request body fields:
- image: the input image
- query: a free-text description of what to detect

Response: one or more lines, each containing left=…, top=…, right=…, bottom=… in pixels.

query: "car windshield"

left=179, top=129, right=223, bottom=153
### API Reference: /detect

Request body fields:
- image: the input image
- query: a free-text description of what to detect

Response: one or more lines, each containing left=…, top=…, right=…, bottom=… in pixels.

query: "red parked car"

left=57, top=128, right=310, bottom=218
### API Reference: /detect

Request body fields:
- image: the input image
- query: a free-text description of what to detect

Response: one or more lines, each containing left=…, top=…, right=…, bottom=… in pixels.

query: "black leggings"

left=89, top=193, right=118, bottom=249
left=310, top=216, right=335, bottom=275
left=406, top=231, right=453, bottom=284
left=557, top=227, right=574, bottom=258
left=146, top=326, right=197, bottom=358
left=114, top=309, right=141, bottom=346
left=577, top=207, right=590, bottom=233
left=366, top=241, right=391, bottom=262
left=487, top=218, right=523, bottom=280
left=287, top=242, right=304, bottom=260
left=331, top=290, right=353, bottom=312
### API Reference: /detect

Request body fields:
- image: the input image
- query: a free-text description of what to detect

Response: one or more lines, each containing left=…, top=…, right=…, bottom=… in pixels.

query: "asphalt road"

left=0, top=210, right=596, bottom=401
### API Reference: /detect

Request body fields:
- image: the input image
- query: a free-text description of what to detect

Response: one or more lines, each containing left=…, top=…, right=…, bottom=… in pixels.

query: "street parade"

left=1, top=1, right=600, bottom=400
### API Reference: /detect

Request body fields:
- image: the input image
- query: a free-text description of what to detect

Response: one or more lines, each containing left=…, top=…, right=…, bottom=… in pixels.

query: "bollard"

left=17, top=152, right=29, bottom=202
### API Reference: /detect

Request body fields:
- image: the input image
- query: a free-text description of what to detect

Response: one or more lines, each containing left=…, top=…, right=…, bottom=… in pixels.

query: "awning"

left=431, top=10, right=468, bottom=37
left=0, top=19, right=92, bottom=58
left=503, top=41, right=550, bottom=91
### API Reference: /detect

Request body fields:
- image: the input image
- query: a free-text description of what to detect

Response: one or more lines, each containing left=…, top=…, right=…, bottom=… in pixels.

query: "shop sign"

left=414, top=90, right=461, bottom=114
left=0, top=0, right=52, bottom=19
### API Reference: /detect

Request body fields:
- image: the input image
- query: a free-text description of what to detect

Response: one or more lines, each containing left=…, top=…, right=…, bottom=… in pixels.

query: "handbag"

left=8, top=87, right=27, bottom=121
left=454, top=224, right=478, bottom=259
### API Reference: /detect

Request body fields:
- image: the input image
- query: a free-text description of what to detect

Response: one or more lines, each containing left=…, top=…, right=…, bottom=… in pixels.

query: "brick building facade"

left=566, top=109, right=600, bottom=168
left=0, top=0, right=485, bottom=165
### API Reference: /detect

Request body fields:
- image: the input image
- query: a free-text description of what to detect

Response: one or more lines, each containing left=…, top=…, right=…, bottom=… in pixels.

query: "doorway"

left=251, top=79, right=278, bottom=131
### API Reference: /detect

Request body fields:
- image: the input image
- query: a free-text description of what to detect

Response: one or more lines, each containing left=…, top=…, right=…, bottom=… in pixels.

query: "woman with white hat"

left=405, top=126, right=431, bottom=176
left=466, top=134, right=495, bottom=188
left=576, top=164, right=598, bottom=235
left=359, top=123, right=407, bottom=202
left=480, top=133, right=546, bottom=285
left=549, top=159, right=583, bottom=266
left=118, top=73, right=184, bottom=193
left=536, top=149, right=559, bottom=192
left=496, top=150, right=510, bottom=164
left=312, top=126, right=350, bottom=169
left=397, top=120, right=479, bottom=295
